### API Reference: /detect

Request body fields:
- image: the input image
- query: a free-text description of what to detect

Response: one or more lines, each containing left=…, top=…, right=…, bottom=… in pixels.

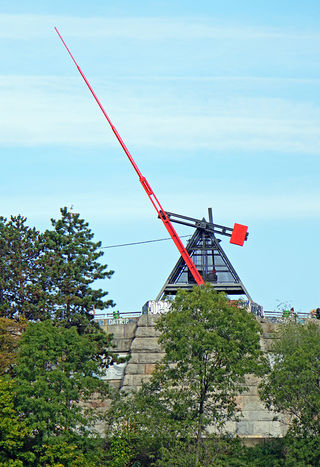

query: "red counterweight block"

left=230, top=223, right=248, bottom=246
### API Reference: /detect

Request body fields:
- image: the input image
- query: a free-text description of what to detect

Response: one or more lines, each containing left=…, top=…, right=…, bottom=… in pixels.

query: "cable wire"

left=101, top=235, right=191, bottom=249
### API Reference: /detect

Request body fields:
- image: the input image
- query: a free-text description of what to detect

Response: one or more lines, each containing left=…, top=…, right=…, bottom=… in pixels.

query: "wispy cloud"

left=0, top=14, right=319, bottom=41
left=0, top=75, right=319, bottom=154
left=171, top=192, right=320, bottom=221
left=120, top=76, right=320, bottom=84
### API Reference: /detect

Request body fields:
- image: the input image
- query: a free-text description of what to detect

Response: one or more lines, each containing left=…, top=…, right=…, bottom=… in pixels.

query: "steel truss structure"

left=157, top=209, right=252, bottom=301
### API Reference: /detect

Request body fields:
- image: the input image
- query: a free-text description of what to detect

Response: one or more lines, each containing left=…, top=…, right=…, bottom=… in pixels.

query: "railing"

left=94, top=311, right=142, bottom=326
left=263, top=310, right=311, bottom=323
left=93, top=309, right=316, bottom=326
left=94, top=311, right=142, bottom=320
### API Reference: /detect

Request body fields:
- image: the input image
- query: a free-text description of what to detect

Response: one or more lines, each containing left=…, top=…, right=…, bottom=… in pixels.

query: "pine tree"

left=42, top=207, right=114, bottom=332
left=0, top=216, right=47, bottom=321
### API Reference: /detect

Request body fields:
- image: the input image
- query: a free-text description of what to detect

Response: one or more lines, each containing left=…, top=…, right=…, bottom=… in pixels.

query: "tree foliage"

left=0, top=216, right=46, bottom=321
left=0, top=208, right=114, bottom=330
left=42, top=207, right=114, bottom=332
left=156, top=286, right=266, bottom=436
left=14, top=320, right=111, bottom=463
left=0, top=377, right=34, bottom=465
left=0, top=318, right=26, bottom=375
left=259, top=321, right=320, bottom=436
left=259, top=321, right=320, bottom=465
left=0, top=207, right=118, bottom=464
left=0, top=372, right=105, bottom=466
left=106, top=285, right=267, bottom=466
left=106, top=381, right=191, bottom=466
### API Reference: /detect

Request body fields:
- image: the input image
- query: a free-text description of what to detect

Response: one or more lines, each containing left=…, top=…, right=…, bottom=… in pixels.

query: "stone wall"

left=100, top=318, right=139, bottom=389
left=101, top=315, right=289, bottom=440
left=121, top=314, right=165, bottom=392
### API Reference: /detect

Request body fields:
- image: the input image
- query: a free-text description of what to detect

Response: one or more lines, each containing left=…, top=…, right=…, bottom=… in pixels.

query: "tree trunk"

left=195, top=398, right=204, bottom=466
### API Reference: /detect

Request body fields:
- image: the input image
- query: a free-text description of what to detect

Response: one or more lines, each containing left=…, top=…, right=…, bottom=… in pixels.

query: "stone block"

left=241, top=410, right=278, bottom=422
left=107, top=379, right=122, bottom=390
left=135, top=326, right=161, bottom=338
left=106, top=324, right=124, bottom=338
left=124, top=323, right=138, bottom=338
left=234, top=395, right=244, bottom=410
left=207, top=421, right=237, bottom=435
left=147, top=314, right=161, bottom=326
left=114, top=338, right=134, bottom=352
left=131, top=337, right=161, bottom=352
left=242, top=395, right=266, bottom=411
left=252, top=421, right=283, bottom=437
left=279, top=420, right=289, bottom=436
left=121, top=385, right=143, bottom=394
left=138, top=314, right=160, bottom=327
left=125, top=363, right=146, bottom=375
left=122, top=374, right=151, bottom=388
left=129, top=352, right=164, bottom=364
left=145, top=363, right=156, bottom=375
left=235, top=421, right=255, bottom=436
left=223, top=421, right=237, bottom=433
left=137, top=315, right=150, bottom=326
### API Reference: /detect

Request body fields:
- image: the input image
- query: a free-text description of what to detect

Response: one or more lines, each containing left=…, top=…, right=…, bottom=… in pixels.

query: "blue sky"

left=1, top=1, right=319, bottom=313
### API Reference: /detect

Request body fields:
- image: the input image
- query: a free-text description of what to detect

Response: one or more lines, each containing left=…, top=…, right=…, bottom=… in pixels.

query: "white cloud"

left=0, top=14, right=319, bottom=41
left=161, top=191, right=320, bottom=222
left=0, top=75, right=319, bottom=154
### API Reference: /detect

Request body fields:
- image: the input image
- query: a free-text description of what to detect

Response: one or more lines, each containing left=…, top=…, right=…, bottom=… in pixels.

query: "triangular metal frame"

left=157, top=226, right=251, bottom=301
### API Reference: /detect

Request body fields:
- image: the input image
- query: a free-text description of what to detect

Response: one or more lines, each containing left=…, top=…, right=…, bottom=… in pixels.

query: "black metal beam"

left=161, top=210, right=248, bottom=241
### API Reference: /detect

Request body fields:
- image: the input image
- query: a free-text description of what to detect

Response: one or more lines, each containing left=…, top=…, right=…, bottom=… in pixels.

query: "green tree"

left=0, top=318, right=26, bottom=375
left=259, top=321, right=320, bottom=466
left=0, top=216, right=47, bottom=321
left=14, top=320, right=111, bottom=463
left=107, top=285, right=267, bottom=466
left=155, top=285, right=267, bottom=464
left=0, top=377, right=35, bottom=466
left=42, top=207, right=114, bottom=332
left=106, top=382, right=190, bottom=466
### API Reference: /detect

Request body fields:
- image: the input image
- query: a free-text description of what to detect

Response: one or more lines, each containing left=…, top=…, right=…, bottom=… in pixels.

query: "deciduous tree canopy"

left=0, top=317, right=26, bottom=375
left=107, top=285, right=268, bottom=466
left=259, top=321, right=320, bottom=465
left=14, top=320, right=110, bottom=464
left=0, top=377, right=34, bottom=465
left=259, top=321, right=320, bottom=437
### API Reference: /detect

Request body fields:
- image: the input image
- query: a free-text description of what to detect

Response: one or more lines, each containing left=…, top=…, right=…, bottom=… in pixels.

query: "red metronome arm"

left=55, top=27, right=205, bottom=286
